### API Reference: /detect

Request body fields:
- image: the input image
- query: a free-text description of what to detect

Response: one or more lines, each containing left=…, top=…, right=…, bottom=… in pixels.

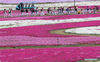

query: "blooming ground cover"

left=0, top=14, right=100, bottom=46
left=1, top=46, right=100, bottom=62
left=0, top=7, right=100, bottom=62
left=1, top=36, right=100, bottom=47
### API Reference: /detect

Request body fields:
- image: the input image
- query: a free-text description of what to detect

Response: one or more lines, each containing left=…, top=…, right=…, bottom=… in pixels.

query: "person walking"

left=47, top=7, right=52, bottom=15
left=74, top=6, right=77, bottom=14
left=53, top=7, right=57, bottom=15
left=69, top=7, right=72, bottom=15
left=8, top=8, right=12, bottom=16
left=4, top=9, right=7, bottom=17
left=57, top=7, right=61, bottom=15
left=25, top=9, right=28, bottom=16
left=88, top=8, right=92, bottom=14
left=35, top=7, right=39, bottom=16
left=86, top=6, right=89, bottom=14
left=21, top=9, right=24, bottom=16
left=95, top=6, right=99, bottom=12
left=61, top=7, right=64, bottom=14
left=30, top=8, right=35, bottom=16
left=93, top=8, right=96, bottom=14
left=66, top=7, right=70, bottom=14
left=47, top=7, right=50, bottom=15
left=40, top=7, right=44, bottom=16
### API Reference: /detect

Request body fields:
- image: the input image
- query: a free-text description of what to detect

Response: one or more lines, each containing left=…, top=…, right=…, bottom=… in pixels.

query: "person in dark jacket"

left=25, top=9, right=28, bottom=16
left=95, top=6, right=99, bottom=12
left=57, top=7, right=61, bottom=14
left=47, top=7, right=50, bottom=15
left=66, top=7, right=70, bottom=14
left=86, top=6, right=89, bottom=14
left=74, top=6, right=77, bottom=14
left=21, top=9, right=24, bottom=16
left=61, top=7, right=64, bottom=14
left=4, top=9, right=7, bottom=17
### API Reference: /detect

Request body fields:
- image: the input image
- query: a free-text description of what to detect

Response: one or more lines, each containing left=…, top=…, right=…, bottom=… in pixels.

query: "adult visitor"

left=4, top=9, right=7, bottom=17
left=8, top=8, right=12, bottom=16
left=25, top=9, right=28, bottom=16
left=21, top=9, right=24, bottom=16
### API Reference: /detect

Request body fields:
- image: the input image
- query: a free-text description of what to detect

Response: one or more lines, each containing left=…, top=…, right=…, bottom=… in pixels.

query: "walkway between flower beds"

left=1, top=14, right=100, bottom=21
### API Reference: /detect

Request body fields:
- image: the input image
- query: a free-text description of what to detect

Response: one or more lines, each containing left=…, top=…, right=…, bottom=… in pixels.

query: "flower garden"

left=1, top=4, right=100, bottom=62
left=1, top=46, right=100, bottom=62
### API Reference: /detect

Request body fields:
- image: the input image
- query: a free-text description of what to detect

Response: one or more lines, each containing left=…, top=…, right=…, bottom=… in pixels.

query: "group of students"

left=20, top=7, right=66, bottom=16
left=66, top=6, right=98, bottom=14
left=3, top=6, right=99, bottom=17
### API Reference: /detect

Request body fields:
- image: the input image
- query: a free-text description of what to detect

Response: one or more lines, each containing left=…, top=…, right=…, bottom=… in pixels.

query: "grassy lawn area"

left=50, top=27, right=100, bottom=36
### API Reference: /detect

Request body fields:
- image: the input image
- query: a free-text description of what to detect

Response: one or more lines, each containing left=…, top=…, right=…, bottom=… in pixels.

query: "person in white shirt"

left=52, top=7, right=57, bottom=15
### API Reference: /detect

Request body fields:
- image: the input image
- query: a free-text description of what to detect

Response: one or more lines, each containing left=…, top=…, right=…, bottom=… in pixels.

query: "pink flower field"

left=1, top=46, right=100, bottom=62
left=1, top=5, right=100, bottom=62
left=0, top=14, right=100, bottom=46
left=0, top=20, right=100, bottom=37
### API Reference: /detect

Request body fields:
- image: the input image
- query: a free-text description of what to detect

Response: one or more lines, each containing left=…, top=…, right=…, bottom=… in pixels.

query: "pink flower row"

left=0, top=20, right=100, bottom=37
left=0, top=46, right=100, bottom=62
left=0, top=36, right=100, bottom=47
left=0, top=12, right=100, bottom=46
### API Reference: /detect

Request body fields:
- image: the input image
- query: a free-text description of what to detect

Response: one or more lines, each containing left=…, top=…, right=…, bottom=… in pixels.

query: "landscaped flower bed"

left=0, top=14, right=100, bottom=46
left=0, top=46, right=100, bottom=62
left=0, top=36, right=100, bottom=47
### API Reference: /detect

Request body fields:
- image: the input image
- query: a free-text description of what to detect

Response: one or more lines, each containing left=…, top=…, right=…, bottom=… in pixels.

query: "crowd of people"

left=3, top=6, right=99, bottom=17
